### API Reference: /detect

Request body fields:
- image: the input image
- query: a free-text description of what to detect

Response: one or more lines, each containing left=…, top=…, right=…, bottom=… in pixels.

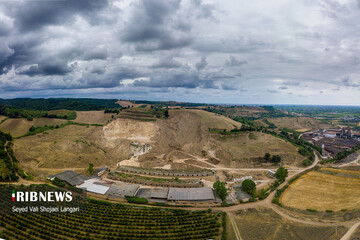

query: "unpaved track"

left=228, top=212, right=242, bottom=240
left=340, top=221, right=360, bottom=240
left=182, top=151, right=303, bottom=172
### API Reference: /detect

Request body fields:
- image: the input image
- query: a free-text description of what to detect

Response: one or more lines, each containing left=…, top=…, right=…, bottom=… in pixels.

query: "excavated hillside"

left=13, top=109, right=304, bottom=178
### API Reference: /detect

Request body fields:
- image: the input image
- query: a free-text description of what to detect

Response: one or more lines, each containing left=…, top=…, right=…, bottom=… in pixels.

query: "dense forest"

left=0, top=98, right=119, bottom=111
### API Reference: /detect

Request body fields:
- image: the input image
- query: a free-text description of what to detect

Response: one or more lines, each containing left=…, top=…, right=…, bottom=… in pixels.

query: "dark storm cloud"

left=18, top=63, right=72, bottom=76
left=195, top=56, right=207, bottom=70
left=1, top=0, right=360, bottom=104
left=121, top=0, right=193, bottom=51
left=0, top=20, right=11, bottom=36
left=5, top=0, right=109, bottom=32
left=151, top=56, right=182, bottom=68
left=133, top=73, right=217, bottom=89
left=0, top=37, right=41, bottom=74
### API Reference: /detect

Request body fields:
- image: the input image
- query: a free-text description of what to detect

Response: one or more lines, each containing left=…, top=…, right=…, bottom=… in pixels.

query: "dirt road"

left=340, top=221, right=360, bottom=240
left=228, top=212, right=242, bottom=240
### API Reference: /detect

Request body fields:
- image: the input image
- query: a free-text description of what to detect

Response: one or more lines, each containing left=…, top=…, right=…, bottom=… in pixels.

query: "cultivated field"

left=228, top=208, right=346, bottom=240
left=262, top=117, right=333, bottom=131
left=280, top=168, right=360, bottom=211
left=74, top=111, right=114, bottom=124
left=210, top=131, right=304, bottom=167
left=0, top=185, right=223, bottom=240
left=0, top=118, right=69, bottom=137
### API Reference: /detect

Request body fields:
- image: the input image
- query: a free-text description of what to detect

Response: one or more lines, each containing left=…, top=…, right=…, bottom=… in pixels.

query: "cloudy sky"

left=1, top=0, right=360, bottom=105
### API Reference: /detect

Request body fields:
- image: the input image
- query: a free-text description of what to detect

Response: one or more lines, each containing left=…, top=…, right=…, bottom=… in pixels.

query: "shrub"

left=242, top=179, right=256, bottom=195
left=258, top=189, right=268, bottom=200
left=213, top=181, right=228, bottom=201
left=52, top=177, right=65, bottom=188
left=271, top=155, right=282, bottom=163
left=125, top=196, right=148, bottom=204
left=275, top=167, right=288, bottom=182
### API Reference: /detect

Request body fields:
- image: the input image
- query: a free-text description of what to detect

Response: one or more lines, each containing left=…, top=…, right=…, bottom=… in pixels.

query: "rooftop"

left=106, top=183, right=139, bottom=197
left=54, top=170, right=88, bottom=186
left=77, top=178, right=110, bottom=194
left=236, top=189, right=252, bottom=201
left=167, top=187, right=215, bottom=201
left=150, top=188, right=169, bottom=199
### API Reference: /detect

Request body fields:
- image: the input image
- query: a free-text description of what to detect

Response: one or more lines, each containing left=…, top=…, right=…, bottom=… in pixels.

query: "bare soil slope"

left=208, top=131, right=304, bottom=167
left=74, top=111, right=113, bottom=124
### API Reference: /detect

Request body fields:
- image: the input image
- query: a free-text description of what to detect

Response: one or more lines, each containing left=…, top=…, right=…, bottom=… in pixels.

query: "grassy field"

left=187, top=109, right=242, bottom=130
left=210, top=131, right=304, bottom=167
left=280, top=168, right=360, bottom=211
left=0, top=118, right=69, bottom=137
left=12, top=125, right=123, bottom=177
left=351, top=226, right=360, bottom=240
left=74, top=111, right=113, bottom=124
left=0, top=116, right=7, bottom=122
left=263, top=117, right=333, bottom=131
left=228, top=208, right=346, bottom=240
left=0, top=118, right=33, bottom=137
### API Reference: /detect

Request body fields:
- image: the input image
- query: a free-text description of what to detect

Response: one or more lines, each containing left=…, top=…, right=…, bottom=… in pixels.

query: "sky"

left=1, top=0, right=360, bottom=105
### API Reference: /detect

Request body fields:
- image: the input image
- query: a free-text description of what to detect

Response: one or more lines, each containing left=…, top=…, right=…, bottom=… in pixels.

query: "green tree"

left=87, top=163, right=94, bottom=175
left=275, top=167, right=288, bottom=182
left=29, top=126, right=36, bottom=132
left=241, top=179, right=256, bottom=195
left=271, top=155, right=282, bottom=163
left=213, top=181, right=228, bottom=201
left=264, top=152, right=271, bottom=161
